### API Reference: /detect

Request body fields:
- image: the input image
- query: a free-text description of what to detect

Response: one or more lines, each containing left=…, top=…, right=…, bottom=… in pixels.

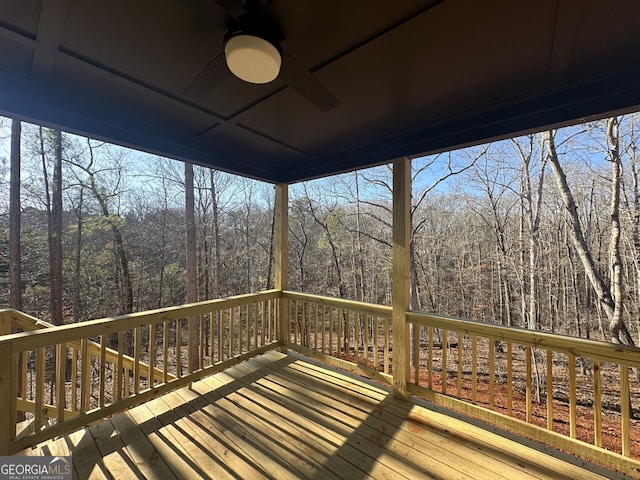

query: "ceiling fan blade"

left=279, top=51, right=338, bottom=112
left=182, top=54, right=228, bottom=99
left=210, top=0, right=246, bottom=19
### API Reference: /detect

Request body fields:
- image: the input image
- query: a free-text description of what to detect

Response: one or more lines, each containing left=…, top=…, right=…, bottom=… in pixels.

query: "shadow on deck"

left=16, top=351, right=629, bottom=479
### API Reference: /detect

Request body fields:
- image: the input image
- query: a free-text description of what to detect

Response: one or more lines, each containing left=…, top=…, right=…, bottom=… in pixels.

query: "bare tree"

left=511, top=135, right=547, bottom=331
left=38, top=127, right=64, bottom=326
left=185, top=162, right=199, bottom=370
left=545, top=125, right=635, bottom=346
left=68, top=140, right=134, bottom=315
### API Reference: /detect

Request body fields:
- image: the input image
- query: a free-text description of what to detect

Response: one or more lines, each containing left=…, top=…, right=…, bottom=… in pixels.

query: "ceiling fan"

left=182, top=0, right=339, bottom=112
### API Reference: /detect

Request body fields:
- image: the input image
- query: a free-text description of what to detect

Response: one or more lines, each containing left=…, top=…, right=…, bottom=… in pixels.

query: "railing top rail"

left=408, top=310, right=640, bottom=367
left=0, top=290, right=280, bottom=353
left=282, top=290, right=392, bottom=317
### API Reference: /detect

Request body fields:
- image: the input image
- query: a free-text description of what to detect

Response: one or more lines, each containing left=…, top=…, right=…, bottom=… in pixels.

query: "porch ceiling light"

left=224, top=31, right=281, bottom=84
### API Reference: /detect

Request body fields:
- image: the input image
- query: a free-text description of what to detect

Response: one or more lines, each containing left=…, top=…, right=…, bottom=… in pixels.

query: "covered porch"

left=2, top=1, right=640, bottom=479
left=2, top=280, right=640, bottom=478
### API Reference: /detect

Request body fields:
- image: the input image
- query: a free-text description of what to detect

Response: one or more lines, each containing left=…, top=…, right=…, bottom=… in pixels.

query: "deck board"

left=14, top=350, right=628, bottom=479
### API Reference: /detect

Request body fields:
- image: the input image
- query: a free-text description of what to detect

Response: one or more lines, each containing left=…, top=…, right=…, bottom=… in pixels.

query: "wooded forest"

left=1, top=114, right=640, bottom=346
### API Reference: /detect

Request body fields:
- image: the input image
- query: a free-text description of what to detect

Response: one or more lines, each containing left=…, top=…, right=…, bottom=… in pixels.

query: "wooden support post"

left=392, top=158, right=410, bottom=400
left=275, top=183, right=289, bottom=350
left=0, top=311, right=11, bottom=336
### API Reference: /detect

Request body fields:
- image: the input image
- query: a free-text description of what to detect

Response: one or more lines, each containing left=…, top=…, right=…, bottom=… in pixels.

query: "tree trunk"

left=211, top=170, right=222, bottom=297
left=606, top=117, right=634, bottom=345
left=545, top=128, right=635, bottom=346
left=73, top=187, right=84, bottom=322
left=185, top=163, right=199, bottom=371
left=265, top=203, right=276, bottom=290
left=355, top=171, right=368, bottom=303
left=50, top=130, right=64, bottom=326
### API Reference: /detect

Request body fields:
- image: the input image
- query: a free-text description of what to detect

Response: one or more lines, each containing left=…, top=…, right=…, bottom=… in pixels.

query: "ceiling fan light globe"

left=224, top=34, right=281, bottom=84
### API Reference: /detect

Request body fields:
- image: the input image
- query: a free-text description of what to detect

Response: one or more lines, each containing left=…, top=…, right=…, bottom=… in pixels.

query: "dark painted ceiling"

left=1, top=0, right=640, bottom=183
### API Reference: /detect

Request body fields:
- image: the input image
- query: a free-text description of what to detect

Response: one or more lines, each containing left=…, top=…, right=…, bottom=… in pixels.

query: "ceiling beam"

left=547, top=0, right=585, bottom=87
left=31, top=0, right=70, bottom=81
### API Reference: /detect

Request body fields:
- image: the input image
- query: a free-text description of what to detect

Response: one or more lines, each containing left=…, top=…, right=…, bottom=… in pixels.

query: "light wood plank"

left=109, top=410, right=177, bottom=479
left=251, top=355, right=538, bottom=480
left=89, top=418, right=140, bottom=480
left=66, top=428, right=111, bottom=480
left=142, top=398, right=238, bottom=480
left=10, top=350, right=621, bottom=480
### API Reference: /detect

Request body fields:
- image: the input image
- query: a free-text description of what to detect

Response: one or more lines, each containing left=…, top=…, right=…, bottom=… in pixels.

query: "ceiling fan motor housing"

left=223, top=15, right=282, bottom=84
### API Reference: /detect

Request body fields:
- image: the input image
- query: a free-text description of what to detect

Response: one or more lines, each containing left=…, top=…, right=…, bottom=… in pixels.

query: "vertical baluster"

left=471, top=335, right=477, bottom=405
left=355, top=311, right=360, bottom=364
left=329, top=308, right=335, bottom=357
left=441, top=329, right=448, bottom=395
left=293, top=301, right=299, bottom=345
left=35, top=347, right=45, bottom=432
left=507, top=342, right=512, bottom=416
left=116, top=331, right=124, bottom=400
left=71, top=347, right=78, bottom=411
left=9, top=350, right=17, bottom=441
left=176, top=319, right=182, bottom=377
left=80, top=338, right=88, bottom=413
left=134, top=326, right=141, bottom=393
left=200, top=313, right=205, bottom=367
left=246, top=305, right=251, bottom=353
left=261, top=302, right=266, bottom=347
left=254, top=302, right=259, bottom=351
left=56, top=343, right=66, bottom=423
left=218, top=311, right=224, bottom=362
left=149, top=324, right=155, bottom=389
left=313, top=304, right=318, bottom=352
left=546, top=350, right=553, bottom=430
left=228, top=308, right=234, bottom=359
left=621, top=363, right=630, bottom=456
left=526, top=346, right=532, bottom=423
left=456, top=331, right=462, bottom=398
left=20, top=351, right=27, bottom=401
left=187, top=316, right=193, bottom=374
left=569, top=353, right=576, bottom=438
left=428, top=327, right=433, bottom=389
left=306, top=303, right=311, bottom=349
left=364, top=315, right=370, bottom=369
left=124, top=368, right=131, bottom=397
left=488, top=338, right=494, bottom=409
left=347, top=311, right=353, bottom=361
left=593, top=359, right=602, bottom=447
left=413, top=324, right=419, bottom=385
left=373, top=316, right=379, bottom=371
left=322, top=306, right=327, bottom=355
left=271, top=298, right=276, bottom=340
left=99, top=335, right=106, bottom=407
left=163, top=321, right=169, bottom=384
left=384, top=317, right=390, bottom=375
left=338, top=309, right=343, bottom=357
left=246, top=304, right=250, bottom=353
left=214, top=311, right=217, bottom=365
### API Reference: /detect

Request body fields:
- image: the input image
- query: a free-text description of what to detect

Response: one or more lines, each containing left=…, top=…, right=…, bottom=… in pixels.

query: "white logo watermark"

left=0, top=456, right=72, bottom=480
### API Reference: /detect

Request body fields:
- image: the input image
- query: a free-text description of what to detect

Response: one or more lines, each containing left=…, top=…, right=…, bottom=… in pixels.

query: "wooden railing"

left=282, top=291, right=393, bottom=385
left=0, top=290, right=279, bottom=455
left=407, top=311, right=640, bottom=476
left=3, top=289, right=640, bottom=475
left=281, top=292, right=640, bottom=475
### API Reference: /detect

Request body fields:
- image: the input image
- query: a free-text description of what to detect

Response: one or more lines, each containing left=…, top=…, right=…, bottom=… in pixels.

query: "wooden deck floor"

left=16, top=350, right=628, bottom=479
